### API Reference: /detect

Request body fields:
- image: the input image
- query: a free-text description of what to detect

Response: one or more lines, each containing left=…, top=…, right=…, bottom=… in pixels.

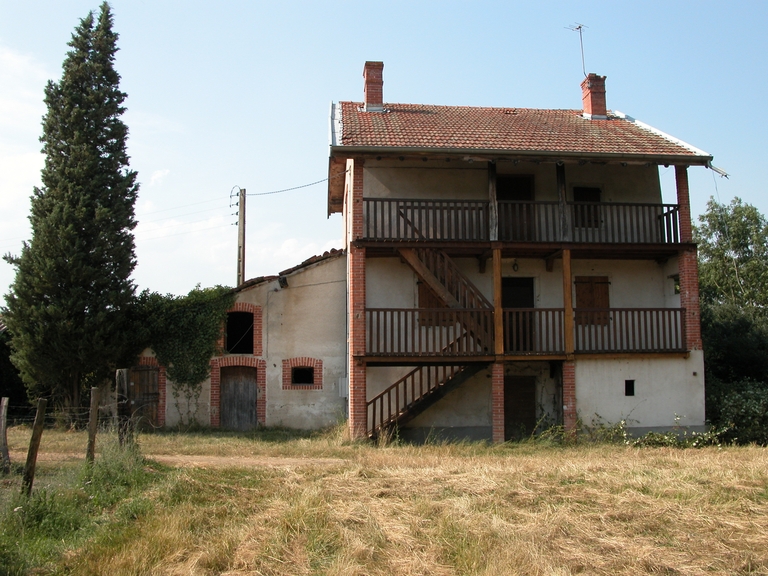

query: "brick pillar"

left=680, top=248, right=702, bottom=350
left=157, top=366, right=166, bottom=427
left=348, top=159, right=368, bottom=438
left=209, top=359, right=220, bottom=427
left=675, top=165, right=702, bottom=350
left=563, top=360, right=577, bottom=432
left=491, top=363, right=505, bottom=443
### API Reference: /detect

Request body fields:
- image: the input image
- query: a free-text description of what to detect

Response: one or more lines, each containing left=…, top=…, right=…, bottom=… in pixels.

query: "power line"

left=245, top=168, right=349, bottom=197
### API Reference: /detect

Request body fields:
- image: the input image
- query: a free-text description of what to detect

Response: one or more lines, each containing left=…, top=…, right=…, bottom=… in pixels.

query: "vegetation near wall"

left=697, top=197, right=768, bottom=443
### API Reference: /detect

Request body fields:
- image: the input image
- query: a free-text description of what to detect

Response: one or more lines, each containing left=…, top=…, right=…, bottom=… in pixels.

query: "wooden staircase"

left=365, top=248, right=494, bottom=439
left=367, top=362, right=487, bottom=439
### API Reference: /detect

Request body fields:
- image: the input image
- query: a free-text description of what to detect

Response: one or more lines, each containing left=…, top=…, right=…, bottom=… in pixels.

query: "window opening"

left=226, top=311, right=254, bottom=354
left=292, top=367, right=314, bottom=385
left=625, top=379, right=635, bottom=396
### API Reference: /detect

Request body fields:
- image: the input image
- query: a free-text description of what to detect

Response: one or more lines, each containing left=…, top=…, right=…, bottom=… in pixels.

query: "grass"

left=2, top=425, right=768, bottom=574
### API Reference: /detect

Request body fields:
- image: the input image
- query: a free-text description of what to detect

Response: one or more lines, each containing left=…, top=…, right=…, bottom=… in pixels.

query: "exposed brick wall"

left=491, top=363, right=505, bottom=443
left=348, top=158, right=368, bottom=438
left=679, top=248, right=703, bottom=350
left=581, top=74, right=607, bottom=117
left=363, top=61, right=384, bottom=110
left=217, top=302, right=263, bottom=356
left=563, top=361, right=577, bottom=432
left=209, top=356, right=266, bottom=427
left=675, top=165, right=693, bottom=243
left=137, top=356, right=167, bottom=427
left=282, top=357, right=323, bottom=390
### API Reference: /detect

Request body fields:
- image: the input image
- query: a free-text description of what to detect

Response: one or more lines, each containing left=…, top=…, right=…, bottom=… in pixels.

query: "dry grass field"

left=3, top=425, right=768, bottom=575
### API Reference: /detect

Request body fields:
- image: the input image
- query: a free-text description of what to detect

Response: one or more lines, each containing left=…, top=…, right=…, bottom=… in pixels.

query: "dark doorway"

left=128, top=366, right=160, bottom=430
left=502, top=277, right=535, bottom=352
left=226, top=312, right=254, bottom=354
left=220, top=366, right=257, bottom=430
left=497, top=175, right=535, bottom=241
left=504, top=375, right=537, bottom=440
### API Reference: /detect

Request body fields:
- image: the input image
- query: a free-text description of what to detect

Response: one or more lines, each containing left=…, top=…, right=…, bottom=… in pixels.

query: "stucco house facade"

left=139, top=61, right=717, bottom=441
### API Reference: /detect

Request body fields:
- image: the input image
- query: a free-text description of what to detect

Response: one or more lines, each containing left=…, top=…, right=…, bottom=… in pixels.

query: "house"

left=327, top=61, right=713, bottom=441
left=141, top=61, right=715, bottom=441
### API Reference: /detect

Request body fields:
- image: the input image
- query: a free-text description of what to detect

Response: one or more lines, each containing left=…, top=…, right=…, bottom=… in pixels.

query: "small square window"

left=292, top=367, right=314, bottom=385
left=625, top=379, right=635, bottom=397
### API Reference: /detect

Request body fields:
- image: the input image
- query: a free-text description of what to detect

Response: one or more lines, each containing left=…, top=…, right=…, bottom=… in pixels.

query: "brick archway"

left=210, top=356, right=266, bottom=427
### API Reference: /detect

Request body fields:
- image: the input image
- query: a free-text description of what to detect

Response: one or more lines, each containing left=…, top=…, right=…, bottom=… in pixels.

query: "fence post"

left=21, top=398, right=47, bottom=496
left=0, top=397, right=10, bottom=474
left=85, top=387, right=99, bottom=465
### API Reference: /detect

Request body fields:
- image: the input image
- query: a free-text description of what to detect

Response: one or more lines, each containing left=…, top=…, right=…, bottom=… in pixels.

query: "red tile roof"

left=234, top=249, right=345, bottom=293
left=334, top=102, right=710, bottom=162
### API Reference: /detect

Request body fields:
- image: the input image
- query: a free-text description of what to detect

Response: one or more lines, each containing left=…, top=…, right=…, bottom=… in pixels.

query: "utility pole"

left=237, top=188, right=246, bottom=286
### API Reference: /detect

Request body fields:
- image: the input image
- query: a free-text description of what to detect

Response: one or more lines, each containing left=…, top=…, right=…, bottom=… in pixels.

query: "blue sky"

left=1, top=1, right=765, bottom=303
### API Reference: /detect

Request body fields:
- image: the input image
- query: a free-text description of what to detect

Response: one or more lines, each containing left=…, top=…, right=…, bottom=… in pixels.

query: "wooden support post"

left=488, top=163, right=498, bottom=241
left=556, top=163, right=569, bottom=241
left=493, top=248, right=504, bottom=355
left=0, top=397, right=10, bottom=474
left=21, top=398, right=46, bottom=496
left=562, top=249, right=575, bottom=356
left=86, top=387, right=99, bottom=465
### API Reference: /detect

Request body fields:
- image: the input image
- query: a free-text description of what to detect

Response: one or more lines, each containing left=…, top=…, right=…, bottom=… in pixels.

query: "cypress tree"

left=2, top=2, right=139, bottom=409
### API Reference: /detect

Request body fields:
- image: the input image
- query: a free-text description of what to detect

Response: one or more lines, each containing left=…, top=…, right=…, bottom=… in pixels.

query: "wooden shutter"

left=574, top=276, right=610, bottom=326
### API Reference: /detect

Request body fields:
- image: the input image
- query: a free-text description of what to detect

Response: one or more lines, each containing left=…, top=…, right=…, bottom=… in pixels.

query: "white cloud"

left=149, top=169, right=170, bottom=186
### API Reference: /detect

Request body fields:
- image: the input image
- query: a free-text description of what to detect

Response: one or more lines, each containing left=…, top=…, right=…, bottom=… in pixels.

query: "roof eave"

left=329, top=145, right=712, bottom=166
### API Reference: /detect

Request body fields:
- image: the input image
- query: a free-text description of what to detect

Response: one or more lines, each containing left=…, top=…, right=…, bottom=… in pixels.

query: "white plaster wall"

left=570, top=259, right=670, bottom=308
left=575, top=350, right=705, bottom=429
left=364, top=161, right=487, bottom=200
left=564, top=164, right=661, bottom=204
left=164, top=378, right=212, bottom=428
left=407, top=369, right=492, bottom=428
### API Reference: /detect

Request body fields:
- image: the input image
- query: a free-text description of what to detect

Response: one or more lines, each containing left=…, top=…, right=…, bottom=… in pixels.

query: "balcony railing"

left=365, top=307, right=684, bottom=356
left=363, top=198, right=489, bottom=241
left=503, top=308, right=565, bottom=354
left=361, top=198, right=681, bottom=244
left=366, top=308, right=494, bottom=356
left=574, top=308, right=684, bottom=353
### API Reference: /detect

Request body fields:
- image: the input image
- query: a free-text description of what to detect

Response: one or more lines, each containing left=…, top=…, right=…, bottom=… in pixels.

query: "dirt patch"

left=8, top=450, right=343, bottom=469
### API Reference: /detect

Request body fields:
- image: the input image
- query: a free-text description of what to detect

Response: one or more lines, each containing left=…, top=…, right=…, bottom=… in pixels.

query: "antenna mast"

left=567, top=23, right=588, bottom=77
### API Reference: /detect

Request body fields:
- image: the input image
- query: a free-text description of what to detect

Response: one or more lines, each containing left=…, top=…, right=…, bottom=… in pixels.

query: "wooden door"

left=502, top=277, right=535, bottom=352
left=128, top=366, right=159, bottom=430
left=498, top=175, right=535, bottom=241
left=504, top=375, right=536, bottom=440
left=220, top=366, right=257, bottom=431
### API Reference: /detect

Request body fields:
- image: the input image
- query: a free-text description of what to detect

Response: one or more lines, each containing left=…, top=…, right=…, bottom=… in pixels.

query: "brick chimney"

left=363, top=61, right=384, bottom=112
left=581, top=73, right=607, bottom=119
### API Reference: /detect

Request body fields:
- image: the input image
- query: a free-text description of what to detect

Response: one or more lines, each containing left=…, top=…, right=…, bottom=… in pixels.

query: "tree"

left=2, top=3, right=139, bottom=409
left=695, top=197, right=768, bottom=310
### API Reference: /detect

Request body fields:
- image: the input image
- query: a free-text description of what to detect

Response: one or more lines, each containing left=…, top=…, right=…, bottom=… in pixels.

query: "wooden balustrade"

left=568, top=202, right=680, bottom=244
left=366, top=308, right=493, bottom=356
left=503, top=309, right=565, bottom=354
left=498, top=201, right=561, bottom=242
left=361, top=198, right=681, bottom=244
left=366, top=307, right=684, bottom=356
left=363, top=198, right=488, bottom=241
left=413, top=248, right=493, bottom=310
left=574, top=308, right=684, bottom=353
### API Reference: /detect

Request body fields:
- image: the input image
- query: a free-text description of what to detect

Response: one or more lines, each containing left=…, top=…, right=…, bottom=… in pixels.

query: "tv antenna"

left=566, top=23, right=588, bottom=77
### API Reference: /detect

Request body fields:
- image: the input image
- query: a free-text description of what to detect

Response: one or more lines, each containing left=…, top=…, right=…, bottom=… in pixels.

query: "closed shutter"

left=574, top=276, right=610, bottom=325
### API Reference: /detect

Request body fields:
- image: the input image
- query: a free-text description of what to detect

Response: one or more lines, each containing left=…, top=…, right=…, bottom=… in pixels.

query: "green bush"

left=716, top=381, right=768, bottom=445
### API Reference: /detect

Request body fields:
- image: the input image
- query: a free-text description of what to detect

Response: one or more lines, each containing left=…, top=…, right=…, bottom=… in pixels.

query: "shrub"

left=716, top=381, right=768, bottom=445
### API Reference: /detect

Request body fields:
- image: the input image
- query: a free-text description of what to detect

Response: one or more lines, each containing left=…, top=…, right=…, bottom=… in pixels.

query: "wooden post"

left=0, top=397, right=10, bottom=474
left=21, top=398, right=46, bottom=496
left=237, top=187, right=246, bottom=286
left=488, top=163, right=498, bottom=241
left=85, top=387, right=99, bottom=465
left=493, top=247, right=504, bottom=355
left=556, top=163, right=569, bottom=241
left=562, top=249, right=575, bottom=356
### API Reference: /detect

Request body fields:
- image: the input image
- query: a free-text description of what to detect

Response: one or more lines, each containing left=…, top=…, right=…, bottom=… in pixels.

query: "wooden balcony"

left=364, top=307, right=684, bottom=357
left=574, top=308, right=684, bottom=353
left=361, top=198, right=681, bottom=245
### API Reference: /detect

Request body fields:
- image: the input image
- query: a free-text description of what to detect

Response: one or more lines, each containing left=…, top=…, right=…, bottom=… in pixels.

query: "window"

left=292, top=367, right=314, bottom=385
left=625, top=379, right=635, bottom=396
left=573, top=186, right=601, bottom=228
left=282, top=357, right=323, bottom=390
left=574, top=276, right=610, bottom=326
left=225, top=312, right=254, bottom=354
